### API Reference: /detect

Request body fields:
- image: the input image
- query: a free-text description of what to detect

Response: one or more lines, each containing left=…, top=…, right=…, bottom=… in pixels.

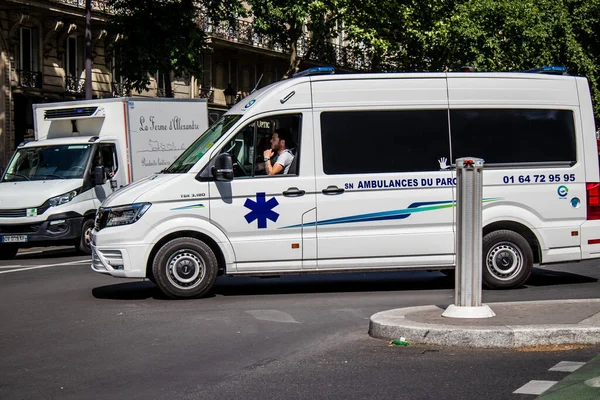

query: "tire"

left=77, top=219, right=95, bottom=254
left=0, top=245, right=18, bottom=260
left=152, top=237, right=218, bottom=299
left=482, top=230, right=533, bottom=289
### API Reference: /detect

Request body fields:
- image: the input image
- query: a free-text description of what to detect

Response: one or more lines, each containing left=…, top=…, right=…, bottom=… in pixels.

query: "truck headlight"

left=105, top=203, right=151, bottom=227
left=48, top=188, right=81, bottom=207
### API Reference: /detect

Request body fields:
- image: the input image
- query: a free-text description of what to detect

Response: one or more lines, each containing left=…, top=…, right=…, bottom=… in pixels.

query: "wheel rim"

left=165, top=250, right=206, bottom=290
left=486, top=242, right=523, bottom=281
left=84, top=224, right=92, bottom=249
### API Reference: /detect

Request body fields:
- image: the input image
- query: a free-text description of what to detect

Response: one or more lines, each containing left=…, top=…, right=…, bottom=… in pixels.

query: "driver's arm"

left=265, top=159, right=284, bottom=175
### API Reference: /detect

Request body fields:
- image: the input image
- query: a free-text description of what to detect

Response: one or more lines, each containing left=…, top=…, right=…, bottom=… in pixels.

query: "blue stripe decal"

left=171, top=203, right=205, bottom=210
left=280, top=197, right=502, bottom=229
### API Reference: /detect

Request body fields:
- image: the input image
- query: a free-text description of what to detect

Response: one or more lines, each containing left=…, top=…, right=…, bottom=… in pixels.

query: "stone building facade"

left=0, top=0, right=364, bottom=170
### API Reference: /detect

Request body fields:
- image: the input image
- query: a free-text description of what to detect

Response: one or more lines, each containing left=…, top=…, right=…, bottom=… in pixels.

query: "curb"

left=369, top=299, right=600, bottom=348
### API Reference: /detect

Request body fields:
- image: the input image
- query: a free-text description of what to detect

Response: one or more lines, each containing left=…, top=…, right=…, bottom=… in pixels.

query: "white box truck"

left=91, top=67, right=600, bottom=299
left=0, top=98, right=208, bottom=259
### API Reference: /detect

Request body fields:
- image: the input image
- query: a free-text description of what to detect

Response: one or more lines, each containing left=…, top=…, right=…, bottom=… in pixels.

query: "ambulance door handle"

left=283, top=187, right=305, bottom=197
left=322, top=185, right=345, bottom=195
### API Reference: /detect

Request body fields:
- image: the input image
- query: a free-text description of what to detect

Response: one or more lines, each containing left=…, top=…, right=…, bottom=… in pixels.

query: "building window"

left=66, top=35, right=83, bottom=78
left=19, top=27, right=39, bottom=72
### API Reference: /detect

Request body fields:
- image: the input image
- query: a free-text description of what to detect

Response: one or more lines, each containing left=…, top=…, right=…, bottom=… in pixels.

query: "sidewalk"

left=369, top=298, right=600, bottom=348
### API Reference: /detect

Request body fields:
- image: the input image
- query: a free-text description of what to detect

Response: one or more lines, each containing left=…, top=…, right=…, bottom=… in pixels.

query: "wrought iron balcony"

left=49, top=0, right=113, bottom=13
left=65, top=76, right=85, bottom=94
left=16, top=70, right=42, bottom=89
left=198, top=88, right=215, bottom=103
left=200, top=17, right=368, bottom=71
left=111, top=82, right=131, bottom=97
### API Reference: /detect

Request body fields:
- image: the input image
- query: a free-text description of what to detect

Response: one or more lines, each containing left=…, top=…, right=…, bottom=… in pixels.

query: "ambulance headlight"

left=105, top=203, right=151, bottom=227
left=48, top=188, right=81, bottom=207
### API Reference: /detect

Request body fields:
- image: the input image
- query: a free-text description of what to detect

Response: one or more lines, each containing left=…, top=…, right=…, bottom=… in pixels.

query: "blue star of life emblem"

left=244, top=192, right=279, bottom=229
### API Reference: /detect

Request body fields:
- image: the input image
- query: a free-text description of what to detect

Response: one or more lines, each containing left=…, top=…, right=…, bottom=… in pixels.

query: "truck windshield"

left=1, top=144, right=92, bottom=182
left=164, top=114, right=241, bottom=173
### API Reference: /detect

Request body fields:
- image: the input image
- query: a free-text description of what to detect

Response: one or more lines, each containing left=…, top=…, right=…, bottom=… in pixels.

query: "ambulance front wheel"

left=482, top=230, right=533, bottom=289
left=152, top=237, right=218, bottom=299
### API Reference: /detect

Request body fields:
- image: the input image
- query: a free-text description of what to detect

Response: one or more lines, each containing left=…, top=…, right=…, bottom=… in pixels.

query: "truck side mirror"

left=211, top=153, right=234, bottom=181
left=94, top=165, right=106, bottom=186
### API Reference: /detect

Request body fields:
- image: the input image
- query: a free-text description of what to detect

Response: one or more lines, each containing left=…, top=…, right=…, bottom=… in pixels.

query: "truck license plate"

left=1, top=235, right=28, bottom=243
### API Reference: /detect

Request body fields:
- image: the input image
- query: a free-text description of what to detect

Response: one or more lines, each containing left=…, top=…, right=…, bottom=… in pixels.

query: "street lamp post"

left=224, top=83, right=237, bottom=108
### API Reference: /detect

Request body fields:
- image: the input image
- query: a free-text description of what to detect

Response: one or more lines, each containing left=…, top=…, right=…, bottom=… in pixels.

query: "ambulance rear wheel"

left=0, top=245, right=18, bottom=260
left=152, top=237, right=218, bottom=299
left=482, top=230, right=533, bottom=289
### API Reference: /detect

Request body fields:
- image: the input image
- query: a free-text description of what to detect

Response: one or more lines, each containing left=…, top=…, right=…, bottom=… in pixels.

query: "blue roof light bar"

left=523, top=66, right=567, bottom=75
left=292, top=66, right=335, bottom=78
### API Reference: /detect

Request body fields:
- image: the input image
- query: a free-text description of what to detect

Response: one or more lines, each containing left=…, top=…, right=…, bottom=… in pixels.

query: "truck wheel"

left=482, top=230, right=533, bottom=289
left=152, top=237, right=218, bottom=299
left=0, top=245, right=18, bottom=260
left=77, top=219, right=95, bottom=254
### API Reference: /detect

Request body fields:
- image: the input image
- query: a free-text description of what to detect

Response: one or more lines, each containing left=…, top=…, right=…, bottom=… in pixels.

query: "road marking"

left=246, top=310, right=300, bottom=324
left=585, top=376, right=600, bottom=387
left=513, top=380, right=557, bottom=395
left=0, top=259, right=90, bottom=274
left=0, top=265, right=22, bottom=269
left=549, top=361, right=586, bottom=372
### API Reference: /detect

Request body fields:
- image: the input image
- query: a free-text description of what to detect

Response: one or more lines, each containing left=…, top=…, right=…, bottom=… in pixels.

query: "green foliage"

left=342, top=0, right=600, bottom=121
left=108, top=0, right=245, bottom=95
left=247, top=0, right=342, bottom=78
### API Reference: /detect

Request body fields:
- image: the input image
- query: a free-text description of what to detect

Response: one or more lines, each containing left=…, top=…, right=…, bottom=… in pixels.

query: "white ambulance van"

left=91, top=67, right=600, bottom=299
left=0, top=98, right=208, bottom=259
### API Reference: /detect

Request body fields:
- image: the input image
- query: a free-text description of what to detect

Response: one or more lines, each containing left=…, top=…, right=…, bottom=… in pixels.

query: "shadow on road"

left=526, top=267, right=598, bottom=286
left=92, top=280, right=169, bottom=300
left=15, top=247, right=80, bottom=260
left=91, top=267, right=598, bottom=300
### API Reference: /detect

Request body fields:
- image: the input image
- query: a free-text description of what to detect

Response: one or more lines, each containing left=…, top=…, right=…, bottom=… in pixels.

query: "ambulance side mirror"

left=211, top=153, right=234, bottom=181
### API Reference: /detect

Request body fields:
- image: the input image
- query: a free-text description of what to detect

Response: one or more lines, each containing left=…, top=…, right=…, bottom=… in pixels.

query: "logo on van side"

left=244, top=99, right=256, bottom=109
left=244, top=192, right=279, bottom=228
left=557, top=185, right=568, bottom=198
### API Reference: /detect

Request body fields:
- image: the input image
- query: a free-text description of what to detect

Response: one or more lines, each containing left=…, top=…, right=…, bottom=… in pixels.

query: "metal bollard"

left=442, top=157, right=495, bottom=318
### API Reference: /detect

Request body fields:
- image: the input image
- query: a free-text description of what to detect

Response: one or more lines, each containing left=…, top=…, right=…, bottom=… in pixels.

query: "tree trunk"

left=283, top=41, right=301, bottom=79
left=164, top=72, right=173, bottom=98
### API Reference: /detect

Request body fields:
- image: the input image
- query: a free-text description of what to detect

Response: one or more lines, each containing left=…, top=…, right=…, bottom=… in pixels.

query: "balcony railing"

left=49, top=0, right=113, bottom=13
left=111, top=82, right=131, bottom=97
left=65, top=76, right=85, bottom=94
left=200, top=17, right=369, bottom=71
left=16, top=70, right=42, bottom=89
left=198, top=88, right=214, bottom=103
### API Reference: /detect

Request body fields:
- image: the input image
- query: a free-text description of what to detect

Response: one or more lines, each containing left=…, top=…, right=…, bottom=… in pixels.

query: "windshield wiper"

left=37, top=174, right=66, bottom=180
left=4, top=173, right=30, bottom=181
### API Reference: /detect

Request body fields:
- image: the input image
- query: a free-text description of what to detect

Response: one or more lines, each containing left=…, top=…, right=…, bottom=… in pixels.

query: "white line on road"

left=0, top=265, right=22, bottom=269
left=0, top=259, right=90, bottom=274
left=513, top=380, right=557, bottom=395
left=246, top=310, right=301, bottom=324
left=549, top=361, right=586, bottom=372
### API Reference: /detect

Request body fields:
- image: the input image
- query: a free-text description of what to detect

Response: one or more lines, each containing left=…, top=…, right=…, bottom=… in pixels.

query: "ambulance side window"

left=220, top=114, right=302, bottom=178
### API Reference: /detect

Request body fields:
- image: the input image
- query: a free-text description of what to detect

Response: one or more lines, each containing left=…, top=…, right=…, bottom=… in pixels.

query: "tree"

left=342, top=0, right=600, bottom=120
left=247, top=0, right=343, bottom=78
left=108, top=0, right=244, bottom=97
left=444, top=0, right=600, bottom=119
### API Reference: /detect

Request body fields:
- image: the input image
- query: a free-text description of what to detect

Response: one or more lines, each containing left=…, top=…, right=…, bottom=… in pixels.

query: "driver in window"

left=263, top=129, right=295, bottom=175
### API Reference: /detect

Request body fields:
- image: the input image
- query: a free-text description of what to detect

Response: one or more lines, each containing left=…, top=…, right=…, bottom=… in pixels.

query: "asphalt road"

left=1, top=247, right=600, bottom=399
